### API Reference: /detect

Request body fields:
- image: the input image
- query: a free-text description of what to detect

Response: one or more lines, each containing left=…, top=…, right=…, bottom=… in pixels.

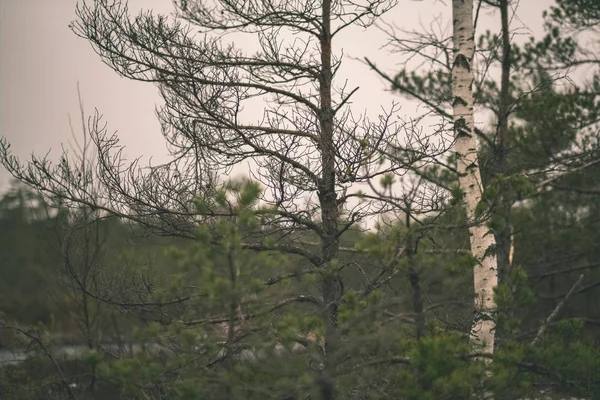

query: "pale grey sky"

left=0, top=0, right=552, bottom=191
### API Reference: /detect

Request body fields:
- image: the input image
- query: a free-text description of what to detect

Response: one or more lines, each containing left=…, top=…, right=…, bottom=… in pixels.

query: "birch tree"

left=450, top=0, right=498, bottom=354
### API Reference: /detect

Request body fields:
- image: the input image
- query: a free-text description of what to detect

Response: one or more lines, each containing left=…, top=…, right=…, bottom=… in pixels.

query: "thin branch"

left=531, top=274, right=584, bottom=346
left=536, top=158, right=600, bottom=190
left=242, top=242, right=322, bottom=266
left=264, top=268, right=318, bottom=286
left=183, top=295, right=320, bottom=326
left=3, top=325, right=76, bottom=400
left=529, top=262, right=600, bottom=279
left=335, top=356, right=411, bottom=376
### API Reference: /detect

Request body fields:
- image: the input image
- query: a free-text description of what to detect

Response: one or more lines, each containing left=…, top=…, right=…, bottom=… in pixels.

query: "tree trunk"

left=226, top=241, right=239, bottom=400
left=451, top=0, right=498, bottom=355
left=406, top=210, right=424, bottom=339
left=319, top=0, right=342, bottom=398
left=494, top=0, right=512, bottom=286
left=493, top=0, right=513, bottom=350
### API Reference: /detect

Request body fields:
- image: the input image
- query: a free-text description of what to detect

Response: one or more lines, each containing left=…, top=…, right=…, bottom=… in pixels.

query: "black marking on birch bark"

left=483, top=243, right=497, bottom=260
left=454, top=53, right=471, bottom=72
left=454, top=117, right=471, bottom=138
left=453, top=96, right=468, bottom=108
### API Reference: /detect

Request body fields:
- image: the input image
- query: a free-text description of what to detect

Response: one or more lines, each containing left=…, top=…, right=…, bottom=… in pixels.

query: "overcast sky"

left=0, top=0, right=552, bottom=191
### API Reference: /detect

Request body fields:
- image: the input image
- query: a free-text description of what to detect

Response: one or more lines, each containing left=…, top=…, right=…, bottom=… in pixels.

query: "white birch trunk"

left=451, top=0, right=498, bottom=355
